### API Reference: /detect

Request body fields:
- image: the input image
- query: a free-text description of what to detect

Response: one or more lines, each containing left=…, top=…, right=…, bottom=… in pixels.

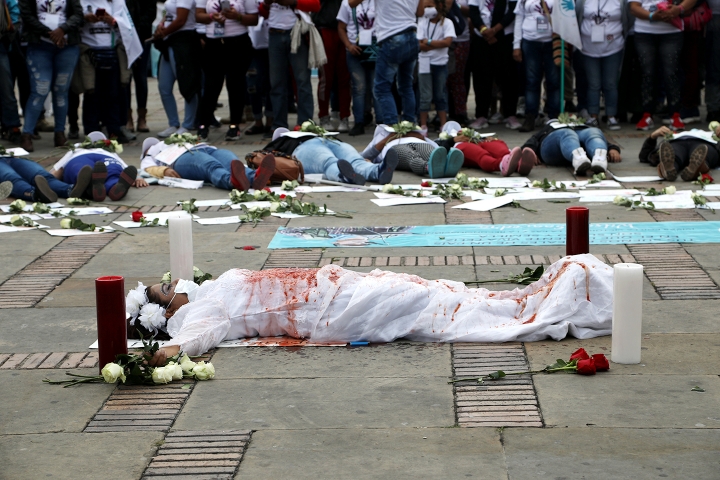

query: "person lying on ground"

left=124, top=254, right=614, bottom=363
left=50, top=132, right=146, bottom=201
left=521, top=118, right=622, bottom=176
left=0, top=156, right=89, bottom=203
left=639, top=126, right=718, bottom=181
left=361, top=124, right=463, bottom=179
left=434, top=122, right=538, bottom=177
left=140, top=136, right=276, bottom=191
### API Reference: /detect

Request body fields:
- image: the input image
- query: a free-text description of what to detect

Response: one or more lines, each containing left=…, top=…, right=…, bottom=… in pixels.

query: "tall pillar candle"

left=96, top=276, right=127, bottom=373
left=169, top=215, right=194, bottom=282
left=611, top=263, right=644, bottom=364
left=566, top=206, right=590, bottom=256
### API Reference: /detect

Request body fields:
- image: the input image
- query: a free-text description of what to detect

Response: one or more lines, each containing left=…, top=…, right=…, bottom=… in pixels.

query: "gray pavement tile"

left=98, top=231, right=272, bottom=255
left=237, top=428, right=506, bottom=480
left=36, top=277, right=159, bottom=308
left=684, top=244, right=720, bottom=269
left=0, top=432, right=161, bottom=479
left=173, top=376, right=455, bottom=431
left=491, top=201, right=657, bottom=224
left=473, top=244, right=631, bottom=256
left=0, top=255, right=40, bottom=284
left=0, top=307, right=99, bottom=352
left=503, top=427, right=720, bottom=480
left=535, top=374, right=720, bottom=428
left=0, top=370, right=114, bottom=434
left=643, top=300, right=720, bottom=333
left=0, top=230, right=62, bottom=254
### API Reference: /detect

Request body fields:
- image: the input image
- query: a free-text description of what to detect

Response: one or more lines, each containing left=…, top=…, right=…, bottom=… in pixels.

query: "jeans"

left=634, top=32, right=683, bottom=114
left=63, top=154, right=124, bottom=191
left=374, top=28, right=419, bottom=124
left=0, top=43, right=21, bottom=128
left=248, top=48, right=273, bottom=121
left=418, top=64, right=448, bottom=112
left=669, top=139, right=720, bottom=171
left=0, top=157, right=73, bottom=200
left=521, top=39, right=560, bottom=117
left=540, top=127, right=607, bottom=166
left=173, top=147, right=254, bottom=190
left=23, top=42, right=79, bottom=134
left=347, top=52, right=378, bottom=125
left=583, top=50, right=623, bottom=117
left=268, top=30, right=313, bottom=129
left=127, top=40, right=151, bottom=110
left=83, top=48, right=123, bottom=135
left=705, top=16, right=720, bottom=113
left=293, top=137, right=380, bottom=182
left=159, top=46, right=199, bottom=129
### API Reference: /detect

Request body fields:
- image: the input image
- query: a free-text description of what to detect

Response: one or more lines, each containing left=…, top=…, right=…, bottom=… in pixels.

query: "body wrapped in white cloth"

left=164, top=254, right=614, bottom=355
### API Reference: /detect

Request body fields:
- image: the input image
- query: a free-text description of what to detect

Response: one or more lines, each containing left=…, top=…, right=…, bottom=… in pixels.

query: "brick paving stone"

left=547, top=255, right=563, bottom=263
left=489, top=256, right=503, bottom=265
left=502, top=256, right=517, bottom=265
left=518, top=255, right=533, bottom=265
left=330, top=258, right=344, bottom=265
left=59, top=352, right=88, bottom=369
left=620, top=254, right=636, bottom=263
left=375, top=257, right=389, bottom=266
left=0, top=353, right=10, bottom=367
left=345, top=257, right=359, bottom=267
left=461, top=255, right=475, bottom=265
left=446, top=256, right=459, bottom=266
left=19, top=353, right=50, bottom=369
left=318, top=258, right=331, bottom=266
left=475, top=256, right=488, bottom=265
left=532, top=255, right=546, bottom=264
left=388, top=257, right=402, bottom=266
left=404, top=256, right=417, bottom=266
left=78, top=352, right=99, bottom=368
left=0, top=353, right=29, bottom=369
left=359, top=257, right=373, bottom=267
left=417, top=256, right=430, bottom=266
left=432, top=256, right=446, bottom=266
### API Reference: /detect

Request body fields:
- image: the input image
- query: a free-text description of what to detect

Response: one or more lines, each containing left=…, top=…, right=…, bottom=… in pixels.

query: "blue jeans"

left=583, top=50, right=623, bottom=117
left=294, top=137, right=380, bottom=182
left=23, top=42, right=79, bottom=134
left=521, top=39, right=560, bottom=117
left=347, top=52, right=378, bottom=124
left=418, top=64, right=448, bottom=112
left=173, top=147, right=254, bottom=190
left=159, top=46, right=199, bottom=130
left=0, top=157, right=73, bottom=200
left=706, top=15, right=720, bottom=113
left=63, top=154, right=125, bottom=191
left=268, top=30, right=313, bottom=129
left=540, top=127, right=607, bottom=166
left=374, top=28, right=419, bottom=124
left=0, top=43, right=20, bottom=128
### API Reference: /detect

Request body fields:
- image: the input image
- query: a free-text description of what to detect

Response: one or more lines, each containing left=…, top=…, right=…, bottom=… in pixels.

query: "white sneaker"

left=338, top=117, right=349, bottom=133
left=176, top=127, right=189, bottom=135
left=158, top=126, right=178, bottom=138
left=607, top=117, right=621, bottom=130
left=585, top=117, right=599, bottom=127
left=330, top=111, right=341, bottom=130
left=120, top=126, right=136, bottom=141
left=319, top=116, right=333, bottom=130
left=505, top=116, right=522, bottom=130
left=578, top=108, right=590, bottom=120
left=591, top=148, right=607, bottom=174
left=488, top=112, right=504, bottom=124
left=469, top=117, right=489, bottom=129
left=572, top=148, right=592, bottom=175
left=420, top=125, right=428, bottom=138
left=681, top=115, right=701, bottom=124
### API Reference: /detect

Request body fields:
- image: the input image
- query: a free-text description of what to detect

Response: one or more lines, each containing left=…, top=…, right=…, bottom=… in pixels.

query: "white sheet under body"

left=164, top=254, right=613, bottom=355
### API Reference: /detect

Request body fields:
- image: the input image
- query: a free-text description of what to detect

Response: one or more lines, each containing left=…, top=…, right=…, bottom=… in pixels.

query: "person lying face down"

left=131, top=255, right=616, bottom=366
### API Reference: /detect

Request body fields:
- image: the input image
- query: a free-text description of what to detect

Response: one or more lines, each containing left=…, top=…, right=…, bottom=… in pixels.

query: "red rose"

left=279, top=194, right=286, bottom=199
left=701, top=173, right=714, bottom=183
left=293, top=125, right=301, bottom=131
left=592, top=353, right=610, bottom=371
left=421, top=181, right=431, bottom=187
left=576, top=358, right=596, bottom=375
left=264, top=187, right=271, bottom=192
left=104, top=139, right=112, bottom=146
left=569, top=348, right=590, bottom=361
left=242, top=246, right=255, bottom=250
left=131, top=211, right=144, bottom=222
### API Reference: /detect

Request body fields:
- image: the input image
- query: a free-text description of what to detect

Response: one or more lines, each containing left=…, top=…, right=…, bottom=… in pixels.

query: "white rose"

left=165, top=361, right=184, bottom=381
left=161, top=271, right=172, bottom=283
left=111, top=140, right=123, bottom=154
left=709, top=121, right=720, bottom=132
left=400, top=120, right=412, bottom=127
left=301, top=121, right=313, bottom=130
left=253, top=191, right=263, bottom=199
left=179, top=354, right=197, bottom=374
left=9, top=199, right=26, bottom=211
left=192, top=361, right=215, bottom=380
left=138, top=303, right=166, bottom=332
left=269, top=202, right=281, bottom=213
left=381, top=184, right=394, bottom=193
left=101, top=363, right=126, bottom=383
left=10, top=215, right=23, bottom=226
left=125, top=282, right=147, bottom=319
left=60, top=218, right=73, bottom=229
left=613, top=195, right=625, bottom=205
left=151, top=366, right=174, bottom=384
left=691, top=193, right=700, bottom=200
left=439, top=132, right=451, bottom=140
left=664, top=186, right=676, bottom=195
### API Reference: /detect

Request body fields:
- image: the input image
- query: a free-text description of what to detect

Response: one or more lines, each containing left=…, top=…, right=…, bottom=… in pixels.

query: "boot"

left=54, top=131, right=67, bottom=147
left=518, top=114, right=536, bottom=132
left=571, top=148, right=592, bottom=176
left=126, top=109, right=135, bottom=132
left=20, top=133, right=34, bottom=152
left=136, top=108, right=149, bottom=132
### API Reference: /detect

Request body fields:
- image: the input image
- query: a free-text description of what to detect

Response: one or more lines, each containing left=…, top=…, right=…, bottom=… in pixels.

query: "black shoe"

left=7, top=127, right=21, bottom=145
left=363, top=114, right=374, bottom=127
left=348, top=124, right=365, bottom=136
left=70, top=165, right=93, bottom=198
left=198, top=125, right=209, bottom=141
left=110, top=131, right=130, bottom=144
left=245, top=124, right=265, bottom=135
left=262, top=129, right=274, bottom=140
left=565, top=100, right=577, bottom=113
left=518, top=114, right=536, bottom=133
left=337, top=159, right=366, bottom=185
left=209, top=116, right=221, bottom=128
left=377, top=149, right=400, bottom=185
left=225, top=125, right=241, bottom=141
left=288, top=103, right=297, bottom=114
left=33, top=175, right=58, bottom=203
left=68, top=127, right=80, bottom=140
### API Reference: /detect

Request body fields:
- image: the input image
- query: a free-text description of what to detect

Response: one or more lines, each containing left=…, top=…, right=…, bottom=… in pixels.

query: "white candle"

left=169, top=215, right=194, bottom=282
left=611, top=263, right=644, bottom=364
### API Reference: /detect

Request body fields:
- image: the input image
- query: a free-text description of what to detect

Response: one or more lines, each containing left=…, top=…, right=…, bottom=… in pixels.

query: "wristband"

left=480, top=26, right=488, bottom=33
left=428, top=38, right=432, bottom=45
left=648, top=11, right=654, bottom=21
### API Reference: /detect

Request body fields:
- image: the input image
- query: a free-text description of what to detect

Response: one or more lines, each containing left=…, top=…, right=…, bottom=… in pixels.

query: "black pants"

left=670, top=140, right=720, bottom=171
left=197, top=34, right=253, bottom=127
left=470, top=32, right=517, bottom=119
left=83, top=48, right=123, bottom=135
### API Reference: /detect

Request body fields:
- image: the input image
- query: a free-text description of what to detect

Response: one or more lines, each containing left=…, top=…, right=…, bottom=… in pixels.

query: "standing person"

left=351, top=0, right=423, bottom=125
left=468, top=0, right=520, bottom=130
left=677, top=0, right=709, bottom=125
left=417, top=0, right=456, bottom=135
left=576, top=0, right=632, bottom=131
left=154, top=0, right=202, bottom=138
left=707, top=0, right=720, bottom=123
left=446, top=0, right=470, bottom=126
left=337, top=0, right=377, bottom=136
left=245, top=5, right=274, bottom=135
left=0, top=0, right=22, bottom=144
left=512, top=0, right=559, bottom=132
left=18, top=0, right=83, bottom=151
left=195, top=0, right=259, bottom=141
left=125, top=0, right=157, bottom=133
left=629, top=0, right=697, bottom=131
left=259, top=0, right=321, bottom=138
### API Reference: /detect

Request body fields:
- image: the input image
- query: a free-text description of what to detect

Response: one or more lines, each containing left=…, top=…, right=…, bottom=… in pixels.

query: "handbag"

left=352, top=7, right=378, bottom=63
left=683, top=1, right=712, bottom=31
left=245, top=151, right=305, bottom=184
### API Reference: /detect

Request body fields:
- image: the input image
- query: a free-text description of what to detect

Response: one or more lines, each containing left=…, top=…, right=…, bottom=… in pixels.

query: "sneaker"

left=70, top=165, right=92, bottom=198
left=378, top=148, right=401, bottom=184
left=176, top=127, right=189, bottom=135
left=108, top=166, right=137, bottom=201
left=348, top=123, right=365, bottom=136
left=420, top=125, right=428, bottom=138
left=32, top=175, right=58, bottom=203
left=505, top=116, right=522, bottom=130
left=330, top=112, right=341, bottom=130
left=519, top=115, right=536, bottom=132
left=657, top=142, right=677, bottom=181
left=426, top=147, right=448, bottom=179
left=590, top=148, right=608, bottom=174
left=670, top=113, right=685, bottom=131
left=68, top=127, right=80, bottom=140
left=91, top=161, right=108, bottom=201
left=488, top=112, right=504, bottom=125
left=120, top=126, right=137, bottom=141
left=680, top=144, right=708, bottom=181
left=500, top=147, right=522, bottom=177
left=516, top=97, right=526, bottom=117
left=578, top=108, right=590, bottom=120
left=585, top=117, right=599, bottom=127
left=198, top=125, right=209, bottom=141
left=251, top=153, right=276, bottom=190
left=230, top=159, right=250, bottom=191
left=0, top=180, right=13, bottom=201
left=518, top=148, right=536, bottom=175
left=225, top=125, right=241, bottom=141
left=636, top=113, right=654, bottom=131
left=607, top=117, right=621, bottom=131
left=469, top=117, right=489, bottom=129
left=445, top=147, right=464, bottom=178
left=338, top=118, right=350, bottom=133
left=319, top=116, right=333, bottom=130
left=571, top=148, right=592, bottom=176
left=158, top=126, right=178, bottom=138
left=337, top=159, right=366, bottom=185
left=681, top=115, right=701, bottom=124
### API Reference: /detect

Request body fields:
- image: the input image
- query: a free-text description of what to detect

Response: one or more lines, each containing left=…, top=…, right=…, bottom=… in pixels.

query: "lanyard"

left=426, top=18, right=439, bottom=40
left=595, top=0, right=610, bottom=23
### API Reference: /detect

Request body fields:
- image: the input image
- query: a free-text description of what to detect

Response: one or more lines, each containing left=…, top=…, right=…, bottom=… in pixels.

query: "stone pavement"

left=1, top=81, right=719, bottom=479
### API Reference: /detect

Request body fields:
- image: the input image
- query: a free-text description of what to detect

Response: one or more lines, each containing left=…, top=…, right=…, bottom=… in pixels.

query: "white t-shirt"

left=37, top=0, right=67, bottom=42
left=336, top=0, right=376, bottom=44
left=374, top=0, right=417, bottom=43
left=204, top=0, right=258, bottom=38
left=580, top=0, right=624, bottom=57
left=470, top=0, right=513, bottom=37
left=249, top=14, right=269, bottom=48
left=628, top=0, right=682, bottom=33
left=80, top=0, right=117, bottom=47
left=417, top=15, right=457, bottom=71
left=163, top=0, right=197, bottom=36
left=513, top=0, right=553, bottom=48
left=53, top=149, right=128, bottom=171
left=266, top=3, right=297, bottom=29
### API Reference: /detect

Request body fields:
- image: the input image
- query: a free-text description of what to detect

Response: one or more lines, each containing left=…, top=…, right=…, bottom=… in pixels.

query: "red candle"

left=566, top=207, right=590, bottom=256
left=95, top=276, right=127, bottom=373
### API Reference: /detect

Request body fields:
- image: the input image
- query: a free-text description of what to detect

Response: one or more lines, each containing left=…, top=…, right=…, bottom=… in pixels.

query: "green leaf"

left=487, top=370, right=506, bottom=380
left=691, top=386, right=705, bottom=392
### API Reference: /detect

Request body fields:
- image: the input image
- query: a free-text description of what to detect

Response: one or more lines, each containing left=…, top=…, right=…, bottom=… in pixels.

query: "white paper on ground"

left=113, top=220, right=160, bottom=228
left=0, top=224, right=49, bottom=233
left=423, top=177, right=531, bottom=187
left=485, top=187, right=533, bottom=195
left=704, top=202, right=720, bottom=209
left=609, top=173, right=664, bottom=182
left=464, top=191, right=496, bottom=201
left=195, top=216, right=242, bottom=225
left=0, top=202, right=63, bottom=213
left=248, top=187, right=297, bottom=197
left=45, top=228, right=115, bottom=236
left=229, top=201, right=273, bottom=210
left=158, top=178, right=205, bottom=189
left=569, top=180, right=622, bottom=188
left=192, top=198, right=232, bottom=207
left=0, top=213, right=43, bottom=222
left=371, top=197, right=446, bottom=206
left=130, top=211, right=198, bottom=221
left=271, top=209, right=336, bottom=218
left=304, top=173, right=324, bottom=183
left=452, top=196, right=514, bottom=211
left=3, top=147, right=30, bottom=156
left=295, top=186, right=366, bottom=193
left=373, top=191, right=434, bottom=199
left=38, top=207, right=114, bottom=217
left=578, top=189, right=641, bottom=197
left=509, top=191, right=581, bottom=200
left=702, top=184, right=720, bottom=192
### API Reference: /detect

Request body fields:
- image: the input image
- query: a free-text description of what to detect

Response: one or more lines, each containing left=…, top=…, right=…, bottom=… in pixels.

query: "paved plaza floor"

left=1, top=81, right=719, bottom=479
